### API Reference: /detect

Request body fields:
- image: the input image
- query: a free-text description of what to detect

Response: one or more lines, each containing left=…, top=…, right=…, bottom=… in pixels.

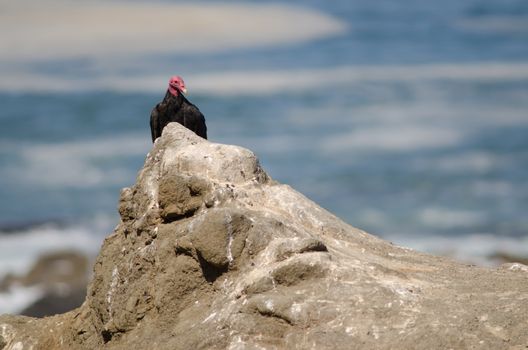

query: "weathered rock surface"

left=1, top=123, right=527, bottom=350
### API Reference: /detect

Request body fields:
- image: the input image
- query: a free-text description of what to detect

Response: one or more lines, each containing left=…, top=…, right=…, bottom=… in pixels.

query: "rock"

left=19, top=287, right=87, bottom=318
left=0, top=250, right=90, bottom=317
left=20, top=251, right=89, bottom=290
left=0, top=274, right=17, bottom=293
left=490, top=252, right=528, bottom=266
left=0, top=123, right=527, bottom=349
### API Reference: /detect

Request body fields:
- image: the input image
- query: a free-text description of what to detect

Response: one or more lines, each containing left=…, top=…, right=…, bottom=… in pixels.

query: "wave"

left=0, top=218, right=68, bottom=235
left=187, top=62, right=528, bottom=96
left=2, top=134, right=150, bottom=188
left=2, top=62, right=528, bottom=94
left=0, top=285, right=44, bottom=315
left=0, top=215, right=114, bottom=314
left=322, top=126, right=463, bottom=153
left=0, top=0, right=346, bottom=62
left=384, top=232, right=528, bottom=267
left=457, top=16, right=528, bottom=34
left=0, top=214, right=113, bottom=277
left=415, top=207, right=486, bottom=229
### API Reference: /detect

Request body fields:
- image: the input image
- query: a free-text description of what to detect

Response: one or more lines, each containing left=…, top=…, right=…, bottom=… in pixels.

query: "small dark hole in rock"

left=197, top=254, right=227, bottom=283
left=101, top=330, right=113, bottom=343
left=163, top=210, right=196, bottom=223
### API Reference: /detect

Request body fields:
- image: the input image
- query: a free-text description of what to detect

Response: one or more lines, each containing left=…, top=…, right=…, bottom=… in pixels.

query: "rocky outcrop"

left=1, top=123, right=527, bottom=350
left=0, top=250, right=90, bottom=317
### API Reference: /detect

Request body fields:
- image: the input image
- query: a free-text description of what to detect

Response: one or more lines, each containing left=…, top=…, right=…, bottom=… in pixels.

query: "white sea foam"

left=3, top=134, right=150, bottom=188
left=384, top=232, right=528, bottom=267
left=471, top=181, right=515, bottom=197
left=0, top=0, right=346, bottom=62
left=2, top=62, right=528, bottom=94
left=227, top=101, right=525, bottom=158
left=417, top=207, right=486, bottom=229
left=288, top=97, right=528, bottom=132
left=0, top=285, right=44, bottom=315
left=321, top=126, right=463, bottom=153
left=436, top=152, right=496, bottom=173
left=0, top=216, right=112, bottom=277
left=0, top=215, right=114, bottom=315
left=187, top=63, right=528, bottom=96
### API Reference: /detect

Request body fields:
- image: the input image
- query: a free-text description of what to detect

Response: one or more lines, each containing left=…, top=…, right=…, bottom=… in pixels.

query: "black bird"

left=150, top=76, right=207, bottom=142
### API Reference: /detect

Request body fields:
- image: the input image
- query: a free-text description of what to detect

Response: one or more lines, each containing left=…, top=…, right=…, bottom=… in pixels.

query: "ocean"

left=1, top=0, right=528, bottom=313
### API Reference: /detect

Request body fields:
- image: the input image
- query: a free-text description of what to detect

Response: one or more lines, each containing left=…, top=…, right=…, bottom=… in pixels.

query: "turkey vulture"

left=150, top=76, right=207, bottom=142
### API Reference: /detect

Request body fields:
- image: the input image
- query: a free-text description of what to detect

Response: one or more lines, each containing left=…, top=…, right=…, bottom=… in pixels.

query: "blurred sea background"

left=1, top=0, right=528, bottom=314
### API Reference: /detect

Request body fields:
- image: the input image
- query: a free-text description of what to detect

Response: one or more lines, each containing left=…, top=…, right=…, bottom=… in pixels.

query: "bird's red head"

left=168, top=76, right=187, bottom=96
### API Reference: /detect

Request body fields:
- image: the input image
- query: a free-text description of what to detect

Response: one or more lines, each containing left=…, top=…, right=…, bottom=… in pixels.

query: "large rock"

left=1, top=123, right=527, bottom=349
left=0, top=250, right=90, bottom=318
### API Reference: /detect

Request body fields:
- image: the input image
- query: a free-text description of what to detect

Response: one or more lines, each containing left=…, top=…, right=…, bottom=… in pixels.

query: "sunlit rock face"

left=1, top=123, right=527, bottom=350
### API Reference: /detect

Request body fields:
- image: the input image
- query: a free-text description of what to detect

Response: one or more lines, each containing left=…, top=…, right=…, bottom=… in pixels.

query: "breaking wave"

left=0, top=215, right=113, bottom=277
left=0, top=0, right=347, bottom=61
left=385, top=232, right=528, bottom=267
left=2, top=62, right=528, bottom=94
left=1, top=134, right=150, bottom=188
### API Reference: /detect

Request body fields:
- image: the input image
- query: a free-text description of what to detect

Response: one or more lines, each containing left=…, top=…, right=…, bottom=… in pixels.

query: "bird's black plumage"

left=150, top=90, right=207, bottom=142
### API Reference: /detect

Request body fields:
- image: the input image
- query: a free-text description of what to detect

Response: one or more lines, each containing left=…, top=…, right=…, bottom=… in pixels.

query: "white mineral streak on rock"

left=0, top=329, right=34, bottom=350
left=264, top=299, right=275, bottom=312
left=106, top=266, right=119, bottom=318
left=11, top=342, right=24, bottom=350
left=225, top=213, right=234, bottom=264
left=137, top=242, right=156, bottom=259
left=201, top=312, right=217, bottom=324
left=0, top=324, right=9, bottom=337
left=507, top=263, right=528, bottom=272
left=133, top=147, right=163, bottom=231
left=0, top=324, right=13, bottom=348
left=227, top=335, right=254, bottom=350
left=372, top=325, right=381, bottom=340
left=290, top=302, right=302, bottom=316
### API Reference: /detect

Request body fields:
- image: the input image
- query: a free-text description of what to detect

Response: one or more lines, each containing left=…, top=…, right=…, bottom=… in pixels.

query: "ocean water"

left=1, top=0, right=528, bottom=312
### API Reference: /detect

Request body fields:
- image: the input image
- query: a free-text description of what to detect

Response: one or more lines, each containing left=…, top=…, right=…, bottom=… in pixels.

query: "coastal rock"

left=0, top=250, right=90, bottom=318
left=1, top=123, right=527, bottom=349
